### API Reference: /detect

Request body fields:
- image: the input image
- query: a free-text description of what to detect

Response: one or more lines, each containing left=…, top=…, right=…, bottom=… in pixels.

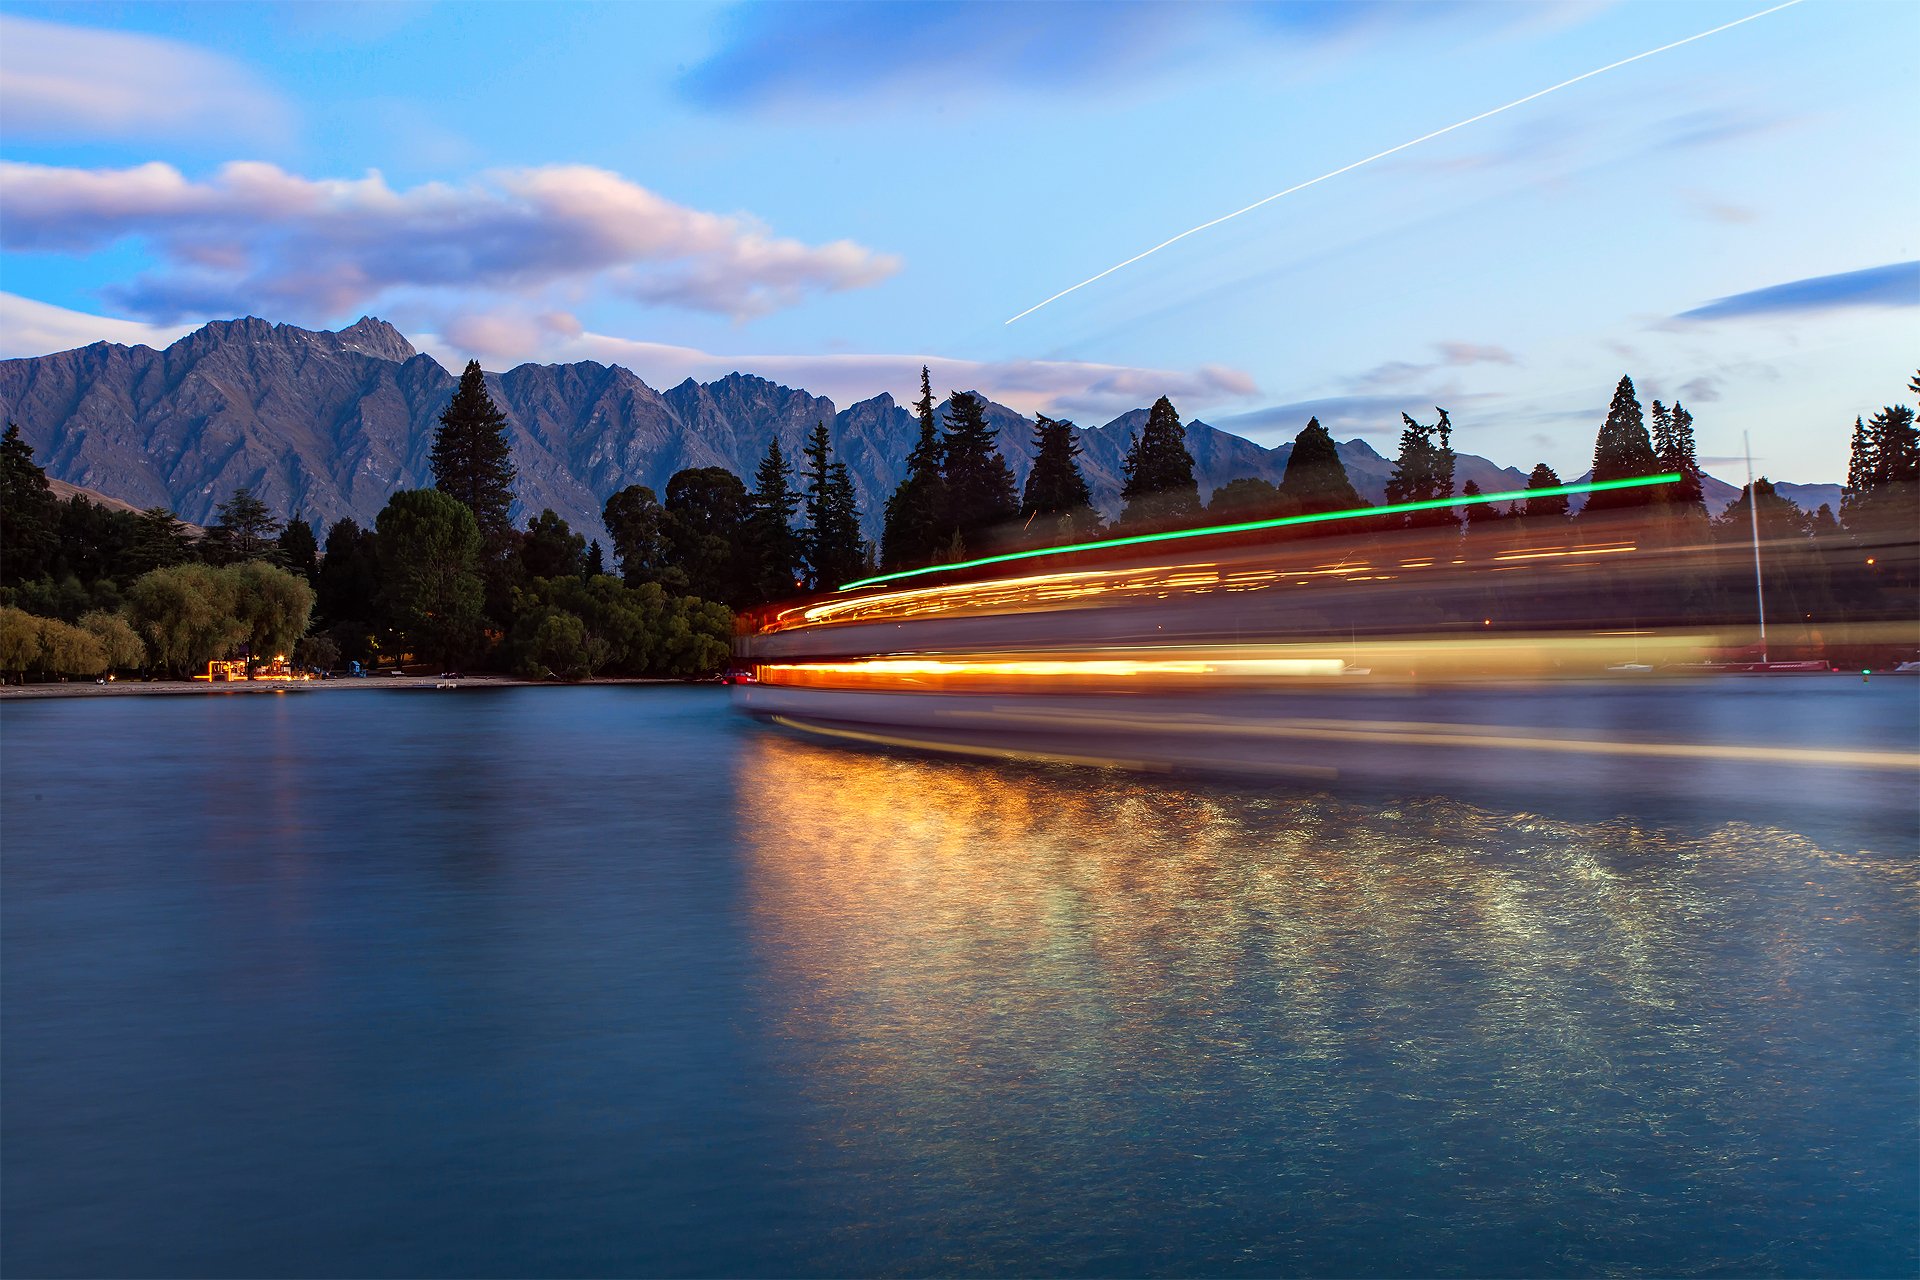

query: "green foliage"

left=78, top=610, right=147, bottom=670
left=801, top=423, right=865, bottom=590
left=0, top=606, right=41, bottom=678
left=506, top=574, right=730, bottom=679
left=603, top=484, right=681, bottom=589
left=1120, top=396, right=1200, bottom=527
left=1278, top=417, right=1361, bottom=516
left=228, top=559, right=316, bottom=663
left=278, top=514, right=320, bottom=583
left=1843, top=402, right=1918, bottom=532
left=1523, top=463, right=1570, bottom=519
left=940, top=392, right=1018, bottom=550
left=204, top=486, right=282, bottom=564
left=126, top=562, right=245, bottom=677
left=1207, top=476, right=1287, bottom=519
left=376, top=488, right=485, bottom=665
left=293, top=632, right=342, bottom=672
left=1020, top=414, right=1098, bottom=539
left=0, top=423, right=58, bottom=586
left=127, top=508, right=195, bottom=576
left=522, top=509, right=587, bottom=581
left=665, top=467, right=749, bottom=605
left=317, top=518, right=381, bottom=627
left=430, top=360, right=517, bottom=539
left=1649, top=400, right=1706, bottom=517
left=1385, top=409, right=1458, bottom=529
left=585, top=539, right=605, bottom=578
left=745, top=437, right=804, bottom=602
left=881, top=367, right=951, bottom=570
left=1584, top=376, right=1660, bottom=514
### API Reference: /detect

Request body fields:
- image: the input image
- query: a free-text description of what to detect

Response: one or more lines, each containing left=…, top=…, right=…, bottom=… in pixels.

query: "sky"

left=1, top=0, right=1914, bottom=483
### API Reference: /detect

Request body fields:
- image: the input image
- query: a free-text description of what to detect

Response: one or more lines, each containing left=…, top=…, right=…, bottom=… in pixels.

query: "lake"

left=3, top=685, right=1914, bottom=1276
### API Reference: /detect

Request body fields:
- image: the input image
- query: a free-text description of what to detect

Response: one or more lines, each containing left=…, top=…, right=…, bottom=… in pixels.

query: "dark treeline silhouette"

left=4, top=365, right=1915, bottom=680
left=0, top=362, right=733, bottom=682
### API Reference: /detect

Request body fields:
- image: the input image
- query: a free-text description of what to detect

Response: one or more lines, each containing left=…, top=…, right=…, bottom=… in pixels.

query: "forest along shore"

left=0, top=675, right=692, bottom=700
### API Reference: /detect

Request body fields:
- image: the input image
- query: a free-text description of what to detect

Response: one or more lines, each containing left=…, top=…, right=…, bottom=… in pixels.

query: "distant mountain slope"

left=0, top=316, right=1834, bottom=545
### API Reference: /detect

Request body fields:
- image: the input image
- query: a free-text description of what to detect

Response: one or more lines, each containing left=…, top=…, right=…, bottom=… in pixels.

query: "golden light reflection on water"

left=736, top=731, right=1917, bottom=1269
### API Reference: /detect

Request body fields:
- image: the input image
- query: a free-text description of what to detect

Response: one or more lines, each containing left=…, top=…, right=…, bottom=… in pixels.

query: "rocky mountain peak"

left=336, top=316, right=419, bottom=363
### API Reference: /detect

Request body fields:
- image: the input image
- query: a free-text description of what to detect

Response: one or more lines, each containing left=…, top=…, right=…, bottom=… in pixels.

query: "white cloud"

left=0, top=160, right=901, bottom=322
left=415, top=312, right=1257, bottom=419
left=0, top=15, right=292, bottom=144
left=0, top=293, right=194, bottom=359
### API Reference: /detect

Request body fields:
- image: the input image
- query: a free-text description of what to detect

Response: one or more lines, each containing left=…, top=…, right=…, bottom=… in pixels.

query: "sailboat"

left=1704, top=433, right=1831, bottom=674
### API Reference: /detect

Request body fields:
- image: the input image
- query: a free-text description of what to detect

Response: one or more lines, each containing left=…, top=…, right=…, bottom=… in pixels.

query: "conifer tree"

left=208, top=486, right=281, bottom=563
left=1384, top=409, right=1457, bottom=528
left=602, top=485, right=678, bottom=589
left=1584, top=375, right=1659, bottom=514
left=801, top=422, right=865, bottom=590
left=585, top=540, right=605, bottom=579
left=1120, top=396, right=1200, bottom=526
left=881, top=367, right=950, bottom=569
left=1843, top=403, right=1919, bottom=531
left=1522, top=463, right=1570, bottom=519
left=940, top=391, right=1018, bottom=550
left=1020, top=414, right=1096, bottom=538
left=277, top=513, right=320, bottom=584
left=745, top=436, right=803, bottom=602
left=431, top=360, right=516, bottom=540
left=1651, top=399, right=1706, bottom=516
left=0, top=422, right=57, bottom=585
left=1277, top=416, right=1361, bottom=515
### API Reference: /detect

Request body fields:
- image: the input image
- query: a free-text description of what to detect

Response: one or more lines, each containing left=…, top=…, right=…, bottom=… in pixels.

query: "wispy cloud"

left=424, top=312, right=1259, bottom=419
left=0, top=15, right=292, bottom=144
left=1349, top=340, right=1518, bottom=389
left=0, top=161, right=901, bottom=323
left=1675, top=261, right=1920, bottom=322
left=0, top=292, right=194, bottom=359
left=680, top=0, right=1435, bottom=113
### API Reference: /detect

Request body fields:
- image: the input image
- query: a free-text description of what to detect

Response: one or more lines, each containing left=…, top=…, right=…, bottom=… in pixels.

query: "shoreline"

left=0, top=674, right=698, bottom=700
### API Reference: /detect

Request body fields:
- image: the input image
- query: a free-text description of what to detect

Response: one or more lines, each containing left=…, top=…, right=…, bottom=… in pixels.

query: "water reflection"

left=740, top=732, right=1917, bottom=1276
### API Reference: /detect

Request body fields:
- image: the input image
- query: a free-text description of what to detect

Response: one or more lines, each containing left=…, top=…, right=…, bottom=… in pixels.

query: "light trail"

left=838, top=472, right=1679, bottom=591
left=1004, top=0, right=1807, bottom=325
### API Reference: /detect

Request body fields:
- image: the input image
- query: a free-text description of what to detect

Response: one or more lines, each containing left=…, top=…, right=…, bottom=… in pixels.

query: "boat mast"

left=1745, top=431, right=1768, bottom=664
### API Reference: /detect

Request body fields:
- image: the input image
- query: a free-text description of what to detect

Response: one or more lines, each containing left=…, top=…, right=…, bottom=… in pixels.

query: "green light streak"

left=839, top=473, right=1682, bottom=592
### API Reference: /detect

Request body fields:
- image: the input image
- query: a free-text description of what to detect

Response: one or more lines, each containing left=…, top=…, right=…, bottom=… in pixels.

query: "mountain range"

left=0, top=317, right=1840, bottom=545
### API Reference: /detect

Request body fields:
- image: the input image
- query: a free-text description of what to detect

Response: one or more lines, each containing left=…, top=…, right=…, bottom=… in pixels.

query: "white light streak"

left=1004, top=0, right=1807, bottom=325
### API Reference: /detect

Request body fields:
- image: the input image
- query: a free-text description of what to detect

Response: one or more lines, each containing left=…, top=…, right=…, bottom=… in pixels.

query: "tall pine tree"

left=1119, top=396, right=1200, bottom=526
left=1650, top=399, right=1706, bottom=517
left=1584, top=375, right=1659, bottom=514
left=1384, top=409, right=1457, bottom=528
left=801, top=422, right=865, bottom=590
left=881, top=367, right=950, bottom=569
left=1020, top=414, right=1096, bottom=539
left=939, top=391, right=1017, bottom=553
left=745, top=437, right=804, bottom=602
left=0, top=422, right=57, bottom=586
left=1277, top=416, right=1361, bottom=516
left=431, top=360, right=517, bottom=540
left=1843, top=402, right=1919, bottom=531
left=1522, top=463, right=1570, bottom=519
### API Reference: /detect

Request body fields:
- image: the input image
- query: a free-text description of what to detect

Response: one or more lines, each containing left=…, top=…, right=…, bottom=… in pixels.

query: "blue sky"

left=1, top=0, right=1914, bottom=482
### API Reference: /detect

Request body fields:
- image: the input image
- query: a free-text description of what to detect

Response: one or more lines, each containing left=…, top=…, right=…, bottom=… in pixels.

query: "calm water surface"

left=3, top=686, right=1914, bottom=1276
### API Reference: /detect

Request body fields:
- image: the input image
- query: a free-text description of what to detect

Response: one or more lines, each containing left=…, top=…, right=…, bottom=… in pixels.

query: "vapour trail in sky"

left=1004, top=0, right=1809, bottom=326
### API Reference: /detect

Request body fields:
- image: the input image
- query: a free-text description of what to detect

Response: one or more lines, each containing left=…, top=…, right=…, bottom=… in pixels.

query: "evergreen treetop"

left=1522, top=462, right=1570, bottom=519
left=1278, top=416, right=1361, bottom=515
left=0, top=422, right=58, bottom=585
left=1021, top=415, right=1094, bottom=524
left=1384, top=408, right=1457, bottom=528
left=881, top=366, right=952, bottom=570
left=746, top=437, right=804, bottom=600
left=431, top=360, right=517, bottom=540
left=1584, top=375, right=1660, bottom=514
left=1120, top=395, right=1200, bottom=526
left=939, top=392, right=1018, bottom=552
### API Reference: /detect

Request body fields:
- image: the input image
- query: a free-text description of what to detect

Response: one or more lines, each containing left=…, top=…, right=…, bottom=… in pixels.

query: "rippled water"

left=3, top=686, right=1914, bottom=1276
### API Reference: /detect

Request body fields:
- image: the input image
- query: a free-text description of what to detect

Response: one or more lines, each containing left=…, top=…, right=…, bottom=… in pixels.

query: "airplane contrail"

left=1005, top=0, right=1807, bottom=325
